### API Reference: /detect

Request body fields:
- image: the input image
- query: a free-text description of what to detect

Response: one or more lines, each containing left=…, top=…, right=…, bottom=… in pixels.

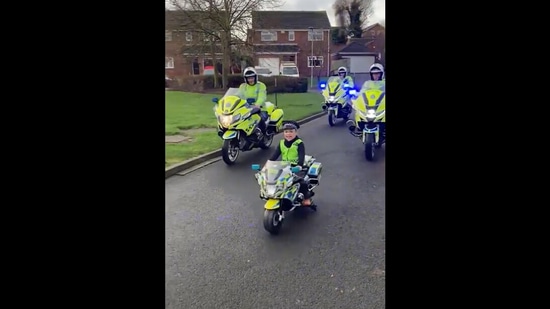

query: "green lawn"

left=165, top=90, right=324, bottom=166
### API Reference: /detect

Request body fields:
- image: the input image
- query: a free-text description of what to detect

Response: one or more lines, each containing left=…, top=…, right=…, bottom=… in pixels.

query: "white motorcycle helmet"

left=337, top=66, right=348, bottom=78
left=243, top=67, right=258, bottom=85
left=369, top=63, right=384, bottom=80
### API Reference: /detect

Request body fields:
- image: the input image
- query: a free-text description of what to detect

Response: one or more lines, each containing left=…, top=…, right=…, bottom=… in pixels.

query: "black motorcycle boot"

left=346, top=120, right=361, bottom=137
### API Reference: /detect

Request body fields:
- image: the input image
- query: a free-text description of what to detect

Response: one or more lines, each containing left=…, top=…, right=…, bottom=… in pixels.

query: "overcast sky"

left=166, top=0, right=385, bottom=26
left=280, top=0, right=384, bottom=26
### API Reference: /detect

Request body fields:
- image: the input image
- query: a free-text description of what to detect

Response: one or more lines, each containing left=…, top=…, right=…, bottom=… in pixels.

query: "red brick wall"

left=165, top=30, right=223, bottom=80
left=165, top=31, right=191, bottom=78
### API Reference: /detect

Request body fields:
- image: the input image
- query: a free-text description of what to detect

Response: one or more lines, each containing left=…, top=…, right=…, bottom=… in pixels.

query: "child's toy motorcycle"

left=251, top=155, right=322, bottom=235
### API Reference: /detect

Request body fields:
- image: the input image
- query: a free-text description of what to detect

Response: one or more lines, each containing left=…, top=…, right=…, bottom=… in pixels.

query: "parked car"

left=280, top=62, right=299, bottom=77
left=254, top=66, right=272, bottom=77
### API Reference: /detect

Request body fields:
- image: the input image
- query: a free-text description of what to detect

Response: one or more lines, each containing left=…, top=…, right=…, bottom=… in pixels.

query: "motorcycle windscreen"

left=219, top=96, right=243, bottom=114
left=219, top=87, right=246, bottom=114
left=262, top=160, right=292, bottom=184
left=360, top=88, right=385, bottom=108
left=326, top=76, right=342, bottom=96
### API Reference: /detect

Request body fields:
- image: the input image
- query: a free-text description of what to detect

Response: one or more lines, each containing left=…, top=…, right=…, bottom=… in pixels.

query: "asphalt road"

left=166, top=115, right=385, bottom=309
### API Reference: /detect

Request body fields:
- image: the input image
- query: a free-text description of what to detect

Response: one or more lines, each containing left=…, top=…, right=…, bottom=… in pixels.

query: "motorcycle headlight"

left=218, top=114, right=240, bottom=128
left=329, top=95, right=335, bottom=102
left=366, top=109, right=376, bottom=119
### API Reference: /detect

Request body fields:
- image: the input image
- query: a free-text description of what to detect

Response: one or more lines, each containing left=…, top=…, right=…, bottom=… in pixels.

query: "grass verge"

left=165, top=90, right=323, bottom=166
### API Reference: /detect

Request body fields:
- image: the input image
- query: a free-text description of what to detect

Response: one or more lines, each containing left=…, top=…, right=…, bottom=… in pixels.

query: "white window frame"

left=308, top=29, right=323, bottom=41
left=307, top=56, right=323, bottom=68
left=261, top=31, right=277, bottom=42
left=165, top=30, right=172, bottom=41
left=288, top=31, right=295, bottom=41
left=165, top=57, right=174, bottom=69
left=185, top=32, right=192, bottom=42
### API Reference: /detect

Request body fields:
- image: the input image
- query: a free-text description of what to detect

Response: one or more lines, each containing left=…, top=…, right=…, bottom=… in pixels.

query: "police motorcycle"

left=319, top=76, right=353, bottom=126
left=345, top=81, right=386, bottom=161
left=211, top=88, right=284, bottom=165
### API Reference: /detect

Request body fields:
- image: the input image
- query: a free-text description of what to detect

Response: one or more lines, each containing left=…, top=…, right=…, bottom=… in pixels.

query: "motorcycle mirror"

left=291, top=166, right=301, bottom=173
left=251, top=164, right=260, bottom=171
left=212, top=97, right=219, bottom=103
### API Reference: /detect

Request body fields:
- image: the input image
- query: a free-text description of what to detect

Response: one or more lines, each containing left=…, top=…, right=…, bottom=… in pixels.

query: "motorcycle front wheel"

left=221, top=139, right=239, bottom=165
left=263, top=209, right=283, bottom=235
left=364, top=133, right=376, bottom=161
left=328, top=110, right=336, bottom=126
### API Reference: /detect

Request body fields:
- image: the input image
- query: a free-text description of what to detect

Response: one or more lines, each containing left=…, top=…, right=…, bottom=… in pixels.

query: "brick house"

left=165, top=10, right=225, bottom=81
left=362, top=23, right=385, bottom=65
left=330, top=22, right=385, bottom=69
left=249, top=11, right=334, bottom=77
left=363, top=23, right=385, bottom=39
left=328, top=23, right=385, bottom=84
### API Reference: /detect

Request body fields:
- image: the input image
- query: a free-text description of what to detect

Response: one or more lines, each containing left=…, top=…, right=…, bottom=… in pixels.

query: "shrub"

left=173, top=75, right=308, bottom=93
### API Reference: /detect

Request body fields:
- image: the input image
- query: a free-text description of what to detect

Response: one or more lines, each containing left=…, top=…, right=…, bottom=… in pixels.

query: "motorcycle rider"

left=363, top=63, right=385, bottom=90
left=238, top=67, right=268, bottom=134
left=267, top=121, right=314, bottom=207
left=336, top=66, right=354, bottom=112
left=348, top=63, right=386, bottom=136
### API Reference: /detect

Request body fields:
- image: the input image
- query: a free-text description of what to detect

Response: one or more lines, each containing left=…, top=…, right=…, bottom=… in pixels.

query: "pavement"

left=165, top=116, right=385, bottom=309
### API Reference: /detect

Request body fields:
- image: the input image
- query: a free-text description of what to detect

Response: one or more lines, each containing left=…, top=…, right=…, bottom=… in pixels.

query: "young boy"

left=268, top=121, right=312, bottom=206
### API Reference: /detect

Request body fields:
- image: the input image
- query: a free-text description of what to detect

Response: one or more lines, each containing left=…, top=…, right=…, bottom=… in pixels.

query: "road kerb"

left=165, top=111, right=327, bottom=179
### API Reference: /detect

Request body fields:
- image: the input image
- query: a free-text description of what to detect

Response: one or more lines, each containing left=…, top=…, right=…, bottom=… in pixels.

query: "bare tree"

left=333, top=0, right=374, bottom=38
left=168, top=0, right=284, bottom=88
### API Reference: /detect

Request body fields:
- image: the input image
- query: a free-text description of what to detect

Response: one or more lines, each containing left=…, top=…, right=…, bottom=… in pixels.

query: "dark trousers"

left=295, top=170, right=310, bottom=198
left=259, top=111, right=268, bottom=132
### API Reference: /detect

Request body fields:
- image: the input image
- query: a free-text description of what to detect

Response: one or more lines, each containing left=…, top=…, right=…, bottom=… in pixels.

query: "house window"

left=307, top=56, right=323, bottom=68
left=282, top=55, right=295, bottom=62
left=165, top=57, right=174, bottom=69
left=308, top=29, right=323, bottom=41
left=165, top=30, right=172, bottom=41
left=288, top=31, right=295, bottom=41
left=261, top=31, right=277, bottom=41
left=185, top=32, right=192, bottom=42
left=201, top=32, right=219, bottom=42
left=192, top=58, right=199, bottom=75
